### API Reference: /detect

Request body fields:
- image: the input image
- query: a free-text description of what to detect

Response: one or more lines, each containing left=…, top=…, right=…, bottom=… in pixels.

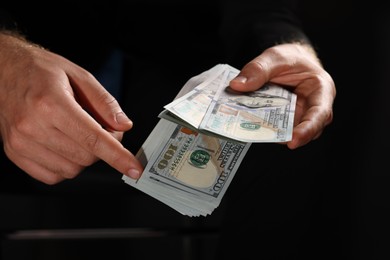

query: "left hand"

left=229, top=43, right=336, bottom=149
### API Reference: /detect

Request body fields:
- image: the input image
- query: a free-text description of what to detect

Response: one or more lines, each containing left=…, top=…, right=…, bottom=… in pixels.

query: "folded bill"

left=160, top=64, right=297, bottom=143
left=123, top=64, right=296, bottom=216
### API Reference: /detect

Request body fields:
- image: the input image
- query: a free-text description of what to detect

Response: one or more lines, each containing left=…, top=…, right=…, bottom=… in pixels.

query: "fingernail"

left=116, top=112, right=132, bottom=125
left=127, top=169, right=140, bottom=179
left=233, top=75, right=247, bottom=84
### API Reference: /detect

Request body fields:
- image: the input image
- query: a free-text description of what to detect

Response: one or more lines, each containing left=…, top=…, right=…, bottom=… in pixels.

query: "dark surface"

left=2, top=0, right=390, bottom=259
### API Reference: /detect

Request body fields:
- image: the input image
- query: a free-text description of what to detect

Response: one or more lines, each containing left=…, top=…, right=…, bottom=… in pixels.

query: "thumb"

left=229, top=61, right=270, bottom=92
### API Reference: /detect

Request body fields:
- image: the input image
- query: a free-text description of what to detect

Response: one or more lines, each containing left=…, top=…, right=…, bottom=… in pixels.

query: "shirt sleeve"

left=218, top=0, right=311, bottom=66
left=0, top=8, right=17, bottom=31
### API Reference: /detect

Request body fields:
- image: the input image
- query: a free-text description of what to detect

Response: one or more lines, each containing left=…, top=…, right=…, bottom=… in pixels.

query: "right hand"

left=0, top=32, right=143, bottom=184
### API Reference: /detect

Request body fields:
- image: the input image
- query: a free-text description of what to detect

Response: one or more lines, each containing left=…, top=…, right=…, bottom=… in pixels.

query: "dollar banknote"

left=160, top=64, right=297, bottom=143
left=123, top=64, right=296, bottom=216
left=123, top=119, right=251, bottom=217
left=161, top=64, right=226, bottom=129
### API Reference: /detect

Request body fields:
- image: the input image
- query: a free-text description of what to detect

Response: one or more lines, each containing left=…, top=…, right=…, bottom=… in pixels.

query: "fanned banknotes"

left=160, top=64, right=297, bottom=143
left=123, top=64, right=296, bottom=216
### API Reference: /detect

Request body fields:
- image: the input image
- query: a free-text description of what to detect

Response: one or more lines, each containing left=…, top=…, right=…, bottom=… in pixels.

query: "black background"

left=1, top=1, right=390, bottom=259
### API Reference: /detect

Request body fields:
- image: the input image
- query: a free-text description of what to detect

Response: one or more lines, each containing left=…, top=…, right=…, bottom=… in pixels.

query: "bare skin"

left=0, top=32, right=143, bottom=184
left=230, top=43, right=336, bottom=149
left=0, top=32, right=335, bottom=185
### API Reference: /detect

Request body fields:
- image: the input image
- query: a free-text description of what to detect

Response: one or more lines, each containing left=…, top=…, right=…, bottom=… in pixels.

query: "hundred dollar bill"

left=160, top=64, right=297, bottom=143
left=161, top=64, right=226, bottom=129
left=123, top=119, right=251, bottom=217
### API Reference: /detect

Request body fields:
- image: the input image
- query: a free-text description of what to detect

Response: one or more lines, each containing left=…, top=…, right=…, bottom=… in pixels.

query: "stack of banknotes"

left=122, top=64, right=296, bottom=217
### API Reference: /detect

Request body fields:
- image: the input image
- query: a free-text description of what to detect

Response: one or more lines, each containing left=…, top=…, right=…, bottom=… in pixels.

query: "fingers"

left=287, top=121, right=322, bottom=150
left=63, top=67, right=143, bottom=179
left=287, top=95, right=334, bottom=149
left=0, top=39, right=142, bottom=183
left=229, top=43, right=336, bottom=150
left=5, top=95, right=143, bottom=181
left=11, top=157, right=68, bottom=185
left=4, top=138, right=84, bottom=184
left=229, top=43, right=324, bottom=93
left=40, top=127, right=101, bottom=166
left=52, top=92, right=143, bottom=179
left=229, top=60, right=271, bottom=92
left=229, top=46, right=286, bottom=92
left=67, top=70, right=133, bottom=132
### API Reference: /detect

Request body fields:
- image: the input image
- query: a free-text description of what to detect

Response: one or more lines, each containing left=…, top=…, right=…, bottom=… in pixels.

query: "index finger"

left=54, top=65, right=143, bottom=178
left=55, top=98, right=143, bottom=179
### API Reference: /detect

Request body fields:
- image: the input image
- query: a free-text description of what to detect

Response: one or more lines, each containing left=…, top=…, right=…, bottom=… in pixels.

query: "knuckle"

left=33, top=163, right=84, bottom=185
left=80, top=69, right=96, bottom=81
left=83, top=133, right=101, bottom=153
left=265, top=45, right=285, bottom=58
left=97, top=91, right=118, bottom=110
left=6, top=131, right=26, bottom=152
left=43, top=175, right=66, bottom=185
left=13, top=117, right=35, bottom=137
left=110, top=152, right=123, bottom=166
left=55, top=164, right=84, bottom=181
left=76, top=152, right=98, bottom=167
left=252, top=59, right=268, bottom=72
left=30, top=93, right=55, bottom=117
